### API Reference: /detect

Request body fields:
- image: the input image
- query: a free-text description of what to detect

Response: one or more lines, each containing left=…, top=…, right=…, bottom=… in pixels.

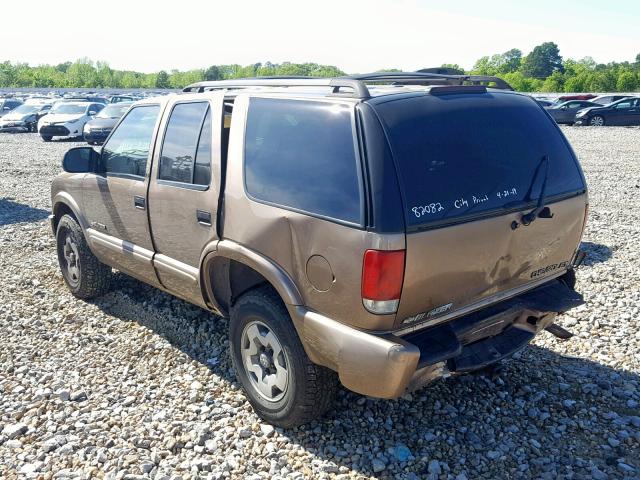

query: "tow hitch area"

left=545, top=323, right=574, bottom=340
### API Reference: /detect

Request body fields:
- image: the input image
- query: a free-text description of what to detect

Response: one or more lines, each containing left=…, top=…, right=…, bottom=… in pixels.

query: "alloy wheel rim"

left=240, top=320, right=289, bottom=402
left=590, top=116, right=603, bottom=126
left=62, top=235, right=80, bottom=286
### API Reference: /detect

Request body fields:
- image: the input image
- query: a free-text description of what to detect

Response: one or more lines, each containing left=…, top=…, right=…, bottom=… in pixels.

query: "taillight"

left=361, top=249, right=405, bottom=315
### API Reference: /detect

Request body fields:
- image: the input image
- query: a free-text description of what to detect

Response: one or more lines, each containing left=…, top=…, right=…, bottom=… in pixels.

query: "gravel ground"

left=0, top=129, right=639, bottom=480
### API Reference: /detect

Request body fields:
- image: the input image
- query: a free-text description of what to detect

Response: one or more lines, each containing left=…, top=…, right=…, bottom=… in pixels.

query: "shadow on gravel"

left=0, top=197, right=50, bottom=226
left=92, top=274, right=639, bottom=479
left=580, top=241, right=613, bottom=267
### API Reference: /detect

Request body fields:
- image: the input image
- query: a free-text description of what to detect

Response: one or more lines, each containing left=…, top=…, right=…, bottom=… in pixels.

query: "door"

left=147, top=95, right=224, bottom=305
left=628, top=99, right=640, bottom=125
left=83, top=103, right=163, bottom=287
left=559, top=102, right=582, bottom=123
left=608, top=99, right=634, bottom=125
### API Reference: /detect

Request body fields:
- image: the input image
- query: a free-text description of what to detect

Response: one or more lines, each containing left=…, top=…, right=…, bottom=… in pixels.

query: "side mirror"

left=88, top=111, right=97, bottom=116
left=3, top=106, right=9, bottom=111
left=561, top=105, right=568, bottom=110
left=62, top=146, right=103, bottom=174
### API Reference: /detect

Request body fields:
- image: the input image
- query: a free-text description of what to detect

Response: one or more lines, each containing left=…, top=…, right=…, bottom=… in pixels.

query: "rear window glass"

left=375, top=93, right=585, bottom=228
left=244, top=98, right=362, bottom=225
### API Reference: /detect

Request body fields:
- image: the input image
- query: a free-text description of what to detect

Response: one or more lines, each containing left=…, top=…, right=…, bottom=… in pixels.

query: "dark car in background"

left=534, top=98, right=554, bottom=107
left=82, top=101, right=132, bottom=144
left=545, top=100, right=600, bottom=124
left=0, top=98, right=23, bottom=117
left=0, top=101, right=53, bottom=132
left=575, top=97, right=640, bottom=126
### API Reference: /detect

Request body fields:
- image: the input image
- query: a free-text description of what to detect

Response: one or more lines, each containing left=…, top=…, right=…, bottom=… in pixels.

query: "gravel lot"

left=0, top=129, right=639, bottom=480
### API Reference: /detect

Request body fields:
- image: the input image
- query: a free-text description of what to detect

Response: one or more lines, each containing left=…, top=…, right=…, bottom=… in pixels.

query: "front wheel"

left=41, top=135, right=52, bottom=142
left=589, top=115, right=605, bottom=126
left=229, top=286, right=337, bottom=428
left=56, top=214, right=112, bottom=299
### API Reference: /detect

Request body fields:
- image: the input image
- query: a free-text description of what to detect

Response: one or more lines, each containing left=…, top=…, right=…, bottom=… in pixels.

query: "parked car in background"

left=552, top=94, right=596, bottom=105
left=83, top=101, right=132, bottom=145
left=0, top=101, right=53, bottom=132
left=38, top=102, right=105, bottom=141
left=574, top=97, right=640, bottom=126
left=109, top=95, right=140, bottom=103
left=0, top=98, right=23, bottom=117
left=62, top=95, right=108, bottom=104
left=534, top=98, right=554, bottom=107
left=591, top=95, right=629, bottom=106
left=545, top=100, right=600, bottom=124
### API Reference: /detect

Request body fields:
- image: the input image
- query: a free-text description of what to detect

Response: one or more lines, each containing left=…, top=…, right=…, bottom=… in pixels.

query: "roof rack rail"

left=183, top=77, right=370, bottom=99
left=344, top=72, right=513, bottom=91
left=182, top=71, right=513, bottom=98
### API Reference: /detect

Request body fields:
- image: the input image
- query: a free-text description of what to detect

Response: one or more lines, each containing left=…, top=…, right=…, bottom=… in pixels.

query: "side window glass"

left=244, top=98, right=362, bottom=224
left=159, top=102, right=209, bottom=185
left=616, top=101, right=632, bottom=110
left=193, top=109, right=212, bottom=186
left=102, top=105, right=160, bottom=178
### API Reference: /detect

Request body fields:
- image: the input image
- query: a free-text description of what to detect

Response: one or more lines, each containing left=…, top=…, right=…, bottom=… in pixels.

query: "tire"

left=41, top=135, right=52, bottom=142
left=56, top=214, right=112, bottom=299
left=589, top=115, right=605, bottom=126
left=229, top=285, right=338, bottom=428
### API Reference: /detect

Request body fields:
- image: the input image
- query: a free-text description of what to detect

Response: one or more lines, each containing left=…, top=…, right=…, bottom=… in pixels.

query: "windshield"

left=374, top=92, right=586, bottom=229
left=97, top=104, right=130, bottom=118
left=51, top=104, right=87, bottom=115
left=11, top=104, right=39, bottom=115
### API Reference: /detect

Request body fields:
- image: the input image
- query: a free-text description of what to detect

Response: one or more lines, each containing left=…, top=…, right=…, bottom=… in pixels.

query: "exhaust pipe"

left=545, top=323, right=574, bottom=340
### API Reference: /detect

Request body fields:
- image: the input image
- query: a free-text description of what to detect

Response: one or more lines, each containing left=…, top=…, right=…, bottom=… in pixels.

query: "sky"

left=2, top=0, right=638, bottom=73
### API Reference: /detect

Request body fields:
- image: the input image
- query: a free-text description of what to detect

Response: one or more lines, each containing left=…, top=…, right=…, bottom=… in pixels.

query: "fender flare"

left=51, top=192, right=89, bottom=232
left=200, top=239, right=303, bottom=314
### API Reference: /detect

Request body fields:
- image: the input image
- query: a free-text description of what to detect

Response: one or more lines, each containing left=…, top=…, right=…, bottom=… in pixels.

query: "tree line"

left=1, top=43, right=639, bottom=92
left=0, top=59, right=346, bottom=90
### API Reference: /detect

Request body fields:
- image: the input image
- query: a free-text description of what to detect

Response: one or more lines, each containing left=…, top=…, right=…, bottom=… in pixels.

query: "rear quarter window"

left=244, top=98, right=363, bottom=225
left=374, top=92, right=586, bottom=229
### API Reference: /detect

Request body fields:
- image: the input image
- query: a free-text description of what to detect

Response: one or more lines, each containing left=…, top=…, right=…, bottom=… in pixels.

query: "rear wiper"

left=512, top=155, right=554, bottom=229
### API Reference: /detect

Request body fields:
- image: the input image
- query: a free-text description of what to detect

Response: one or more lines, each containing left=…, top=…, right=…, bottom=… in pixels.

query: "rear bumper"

left=289, top=279, right=583, bottom=398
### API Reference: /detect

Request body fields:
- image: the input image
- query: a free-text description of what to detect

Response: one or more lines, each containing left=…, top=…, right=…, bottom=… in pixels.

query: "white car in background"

left=0, top=100, right=54, bottom=133
left=38, top=102, right=104, bottom=141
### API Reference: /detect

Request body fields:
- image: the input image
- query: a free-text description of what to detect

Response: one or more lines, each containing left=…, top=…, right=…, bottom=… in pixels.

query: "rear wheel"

left=589, top=115, right=605, bottom=126
left=229, top=286, right=337, bottom=427
left=56, top=214, right=112, bottom=299
left=41, top=135, right=52, bottom=142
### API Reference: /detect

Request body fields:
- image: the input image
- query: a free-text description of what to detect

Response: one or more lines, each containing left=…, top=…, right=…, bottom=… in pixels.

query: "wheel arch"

left=201, top=239, right=303, bottom=317
left=51, top=193, right=87, bottom=233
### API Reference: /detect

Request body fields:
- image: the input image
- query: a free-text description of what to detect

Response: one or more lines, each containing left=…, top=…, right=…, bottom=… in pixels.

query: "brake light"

left=361, top=249, right=405, bottom=314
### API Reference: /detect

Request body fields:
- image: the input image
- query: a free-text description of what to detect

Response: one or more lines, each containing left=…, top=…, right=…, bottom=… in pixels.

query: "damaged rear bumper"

left=289, top=278, right=584, bottom=399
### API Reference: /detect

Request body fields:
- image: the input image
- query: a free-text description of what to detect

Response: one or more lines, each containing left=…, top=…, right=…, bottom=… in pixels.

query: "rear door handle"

left=196, top=210, right=212, bottom=226
left=134, top=196, right=146, bottom=210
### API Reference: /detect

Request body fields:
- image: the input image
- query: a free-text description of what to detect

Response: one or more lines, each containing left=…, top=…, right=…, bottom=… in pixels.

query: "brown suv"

left=50, top=73, right=588, bottom=427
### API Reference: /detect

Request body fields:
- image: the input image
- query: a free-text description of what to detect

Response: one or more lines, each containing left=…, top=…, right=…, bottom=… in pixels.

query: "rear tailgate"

left=372, top=90, right=587, bottom=328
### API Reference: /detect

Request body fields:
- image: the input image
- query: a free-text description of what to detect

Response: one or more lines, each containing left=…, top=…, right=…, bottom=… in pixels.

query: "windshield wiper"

left=512, top=155, right=554, bottom=229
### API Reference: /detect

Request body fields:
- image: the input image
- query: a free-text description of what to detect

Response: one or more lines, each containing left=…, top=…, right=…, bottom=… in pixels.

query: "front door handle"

left=196, top=210, right=212, bottom=226
left=134, top=196, right=146, bottom=210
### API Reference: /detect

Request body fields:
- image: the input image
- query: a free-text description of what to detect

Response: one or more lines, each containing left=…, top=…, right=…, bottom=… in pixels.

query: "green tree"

left=155, top=70, right=170, bottom=88
left=540, top=70, right=565, bottom=92
left=616, top=71, right=637, bottom=91
left=204, top=65, right=221, bottom=81
left=520, top=42, right=563, bottom=79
